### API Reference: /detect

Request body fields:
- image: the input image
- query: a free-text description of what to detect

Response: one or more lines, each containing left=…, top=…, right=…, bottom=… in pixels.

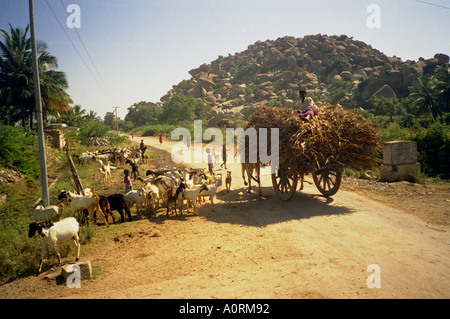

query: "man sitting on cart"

left=296, top=90, right=318, bottom=122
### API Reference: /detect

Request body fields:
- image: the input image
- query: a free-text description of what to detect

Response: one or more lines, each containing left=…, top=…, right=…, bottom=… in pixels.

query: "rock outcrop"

left=160, top=34, right=448, bottom=115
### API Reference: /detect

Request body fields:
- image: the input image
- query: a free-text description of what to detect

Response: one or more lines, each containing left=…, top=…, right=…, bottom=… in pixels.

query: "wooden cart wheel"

left=312, top=169, right=342, bottom=197
left=272, top=166, right=298, bottom=201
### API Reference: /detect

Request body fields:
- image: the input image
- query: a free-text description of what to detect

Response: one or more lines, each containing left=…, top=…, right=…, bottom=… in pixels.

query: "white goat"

left=198, top=174, right=222, bottom=211
left=97, top=160, right=116, bottom=185
left=58, top=187, right=108, bottom=226
left=178, top=183, right=208, bottom=215
left=125, top=187, right=147, bottom=218
left=143, top=183, right=160, bottom=213
left=28, top=217, right=81, bottom=273
left=34, top=202, right=65, bottom=223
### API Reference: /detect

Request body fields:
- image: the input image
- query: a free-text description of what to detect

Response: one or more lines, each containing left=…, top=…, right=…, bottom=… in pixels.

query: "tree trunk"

left=64, top=143, right=85, bottom=195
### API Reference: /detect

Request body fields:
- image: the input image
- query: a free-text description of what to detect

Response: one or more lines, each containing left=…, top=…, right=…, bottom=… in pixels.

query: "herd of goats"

left=27, top=145, right=233, bottom=273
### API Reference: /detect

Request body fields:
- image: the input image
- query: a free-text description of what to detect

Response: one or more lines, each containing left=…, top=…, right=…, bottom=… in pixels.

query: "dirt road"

left=1, top=135, right=448, bottom=299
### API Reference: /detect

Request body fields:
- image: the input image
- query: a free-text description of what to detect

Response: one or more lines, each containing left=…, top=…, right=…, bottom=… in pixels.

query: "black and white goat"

left=28, top=217, right=81, bottom=273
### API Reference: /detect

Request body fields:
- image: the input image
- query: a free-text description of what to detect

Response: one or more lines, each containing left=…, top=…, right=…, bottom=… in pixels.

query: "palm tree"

left=84, top=110, right=99, bottom=122
left=409, top=74, right=442, bottom=119
left=434, top=64, right=450, bottom=113
left=0, top=24, right=70, bottom=128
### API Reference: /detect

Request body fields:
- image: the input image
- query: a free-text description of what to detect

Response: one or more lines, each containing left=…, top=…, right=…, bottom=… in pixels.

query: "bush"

left=326, top=55, right=351, bottom=74
left=0, top=126, right=40, bottom=182
left=142, top=124, right=178, bottom=136
left=0, top=186, right=41, bottom=283
left=412, top=121, right=450, bottom=176
left=78, top=120, right=110, bottom=145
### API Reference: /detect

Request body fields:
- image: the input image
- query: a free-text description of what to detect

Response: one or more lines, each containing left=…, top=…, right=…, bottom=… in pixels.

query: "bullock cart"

left=242, top=104, right=380, bottom=201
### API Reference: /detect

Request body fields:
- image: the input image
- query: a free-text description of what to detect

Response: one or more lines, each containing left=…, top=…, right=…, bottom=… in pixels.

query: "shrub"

left=326, top=55, right=351, bottom=74
left=78, top=120, right=109, bottom=145
left=142, top=124, right=177, bottom=136
left=0, top=126, right=40, bottom=182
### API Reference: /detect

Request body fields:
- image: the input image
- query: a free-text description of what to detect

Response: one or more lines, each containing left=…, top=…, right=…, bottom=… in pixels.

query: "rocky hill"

left=160, top=34, right=449, bottom=118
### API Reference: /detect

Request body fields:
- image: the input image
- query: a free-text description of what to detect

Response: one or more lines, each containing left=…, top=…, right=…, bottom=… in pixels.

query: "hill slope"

left=160, top=34, right=449, bottom=116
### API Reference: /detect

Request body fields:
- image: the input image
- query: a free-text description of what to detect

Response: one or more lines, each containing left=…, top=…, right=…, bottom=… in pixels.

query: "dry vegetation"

left=244, top=104, right=381, bottom=173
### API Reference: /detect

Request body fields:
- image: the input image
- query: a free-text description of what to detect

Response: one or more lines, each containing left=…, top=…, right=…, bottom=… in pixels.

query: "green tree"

left=326, top=55, right=351, bottom=74
left=104, top=112, right=116, bottom=127
left=369, top=96, right=406, bottom=120
left=58, top=104, right=86, bottom=126
left=0, top=25, right=70, bottom=127
left=434, top=64, right=450, bottom=113
left=125, top=101, right=161, bottom=127
left=84, top=110, right=100, bottom=122
left=159, top=94, right=198, bottom=125
left=409, top=74, right=441, bottom=119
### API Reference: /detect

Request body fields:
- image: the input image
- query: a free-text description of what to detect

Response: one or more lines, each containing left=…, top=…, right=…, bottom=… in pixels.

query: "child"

left=124, top=169, right=133, bottom=193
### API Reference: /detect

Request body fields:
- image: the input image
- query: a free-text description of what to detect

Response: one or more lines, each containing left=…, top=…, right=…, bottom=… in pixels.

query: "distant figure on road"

left=159, top=134, right=163, bottom=144
left=186, top=135, right=191, bottom=150
left=206, top=148, right=213, bottom=175
left=220, top=144, right=227, bottom=169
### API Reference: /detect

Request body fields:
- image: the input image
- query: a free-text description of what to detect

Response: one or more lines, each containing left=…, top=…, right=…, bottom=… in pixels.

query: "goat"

left=178, top=183, right=208, bottom=215
left=28, top=217, right=81, bottom=273
left=59, top=187, right=109, bottom=227
left=143, top=183, right=160, bottom=214
left=97, top=160, right=116, bottom=185
left=146, top=169, right=166, bottom=177
left=153, top=176, right=172, bottom=204
left=34, top=202, right=65, bottom=223
left=225, top=171, right=232, bottom=192
left=199, top=174, right=222, bottom=211
left=97, top=195, right=115, bottom=224
left=73, top=153, right=95, bottom=166
left=165, top=187, right=178, bottom=217
left=125, top=159, right=139, bottom=180
left=107, top=193, right=132, bottom=222
left=125, top=187, right=147, bottom=218
left=137, top=175, right=155, bottom=185
left=94, top=193, right=132, bottom=223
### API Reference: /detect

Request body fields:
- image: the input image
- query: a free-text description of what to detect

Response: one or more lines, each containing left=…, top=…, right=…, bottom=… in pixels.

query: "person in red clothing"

left=159, top=134, right=163, bottom=144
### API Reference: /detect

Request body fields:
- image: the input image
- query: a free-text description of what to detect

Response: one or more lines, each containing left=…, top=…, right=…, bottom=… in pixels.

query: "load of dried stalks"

left=243, top=104, right=381, bottom=174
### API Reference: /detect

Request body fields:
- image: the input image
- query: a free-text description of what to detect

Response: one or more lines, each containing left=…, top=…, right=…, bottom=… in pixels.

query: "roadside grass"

left=0, top=137, right=156, bottom=284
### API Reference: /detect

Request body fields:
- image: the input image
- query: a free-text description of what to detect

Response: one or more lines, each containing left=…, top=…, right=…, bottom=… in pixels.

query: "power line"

left=44, top=0, right=116, bottom=108
left=413, top=0, right=450, bottom=10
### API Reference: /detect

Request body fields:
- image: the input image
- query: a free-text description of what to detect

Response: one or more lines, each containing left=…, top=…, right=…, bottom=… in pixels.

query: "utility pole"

left=112, top=106, right=119, bottom=136
left=29, top=0, right=50, bottom=207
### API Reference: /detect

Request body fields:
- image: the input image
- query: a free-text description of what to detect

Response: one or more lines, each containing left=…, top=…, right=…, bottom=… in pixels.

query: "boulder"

left=229, top=84, right=246, bottom=98
left=373, top=84, right=396, bottom=98
left=61, top=261, right=92, bottom=282
left=264, top=47, right=283, bottom=65
left=340, top=71, right=353, bottom=81
left=203, top=95, right=217, bottom=105
left=434, top=53, right=449, bottom=65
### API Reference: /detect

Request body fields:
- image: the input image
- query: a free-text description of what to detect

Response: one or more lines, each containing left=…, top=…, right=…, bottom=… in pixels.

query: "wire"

left=59, top=0, right=116, bottom=105
left=413, top=0, right=450, bottom=10
left=44, top=0, right=116, bottom=106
